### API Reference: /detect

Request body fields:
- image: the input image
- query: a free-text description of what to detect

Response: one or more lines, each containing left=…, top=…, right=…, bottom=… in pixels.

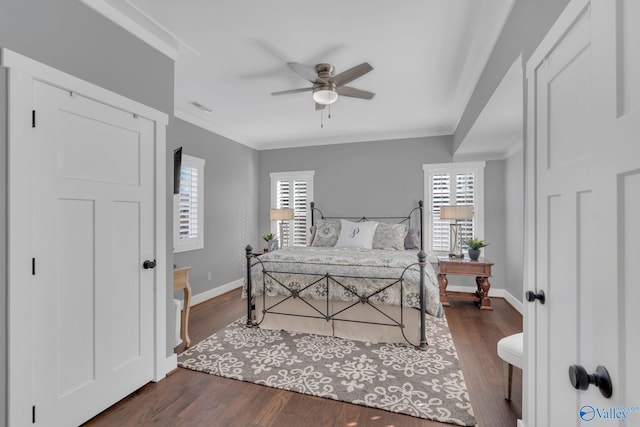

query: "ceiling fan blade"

left=331, top=62, right=373, bottom=87
left=315, top=102, right=326, bottom=111
left=271, top=87, right=313, bottom=96
left=287, top=62, right=320, bottom=83
left=336, top=86, right=375, bottom=99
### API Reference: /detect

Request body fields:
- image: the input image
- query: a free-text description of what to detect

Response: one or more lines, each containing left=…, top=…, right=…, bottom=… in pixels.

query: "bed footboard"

left=244, top=245, right=430, bottom=350
left=245, top=245, right=254, bottom=327
left=417, top=250, right=428, bottom=350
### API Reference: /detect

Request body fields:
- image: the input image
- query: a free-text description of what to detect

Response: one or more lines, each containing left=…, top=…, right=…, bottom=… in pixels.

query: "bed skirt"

left=254, top=296, right=422, bottom=345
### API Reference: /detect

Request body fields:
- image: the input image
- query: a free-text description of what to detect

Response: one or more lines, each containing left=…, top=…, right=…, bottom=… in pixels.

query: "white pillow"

left=334, top=219, right=379, bottom=249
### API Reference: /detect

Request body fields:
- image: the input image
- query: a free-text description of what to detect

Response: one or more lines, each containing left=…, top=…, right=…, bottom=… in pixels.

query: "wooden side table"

left=437, top=257, right=494, bottom=310
left=173, top=266, right=192, bottom=347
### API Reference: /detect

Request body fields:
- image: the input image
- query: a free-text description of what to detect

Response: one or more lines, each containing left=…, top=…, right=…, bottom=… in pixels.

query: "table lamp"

left=439, top=205, right=473, bottom=259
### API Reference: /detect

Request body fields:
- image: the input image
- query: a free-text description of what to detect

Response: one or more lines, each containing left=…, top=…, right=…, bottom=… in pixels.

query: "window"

left=423, top=162, right=485, bottom=254
left=270, top=171, right=315, bottom=247
left=174, top=154, right=205, bottom=253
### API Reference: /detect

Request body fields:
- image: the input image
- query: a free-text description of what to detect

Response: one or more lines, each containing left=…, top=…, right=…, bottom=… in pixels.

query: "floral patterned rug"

left=178, top=316, right=476, bottom=426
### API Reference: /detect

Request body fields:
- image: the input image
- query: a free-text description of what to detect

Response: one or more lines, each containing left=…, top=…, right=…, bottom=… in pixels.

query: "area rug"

left=178, top=316, right=476, bottom=426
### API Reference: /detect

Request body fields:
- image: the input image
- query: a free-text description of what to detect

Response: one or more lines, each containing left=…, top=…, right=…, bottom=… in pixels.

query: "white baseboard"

left=163, top=353, right=177, bottom=378
left=503, top=290, right=523, bottom=314
left=445, top=285, right=523, bottom=314
left=189, top=277, right=244, bottom=307
left=517, top=419, right=525, bottom=427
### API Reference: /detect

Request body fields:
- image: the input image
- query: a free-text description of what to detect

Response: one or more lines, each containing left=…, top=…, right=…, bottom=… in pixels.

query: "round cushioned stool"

left=497, top=332, right=523, bottom=400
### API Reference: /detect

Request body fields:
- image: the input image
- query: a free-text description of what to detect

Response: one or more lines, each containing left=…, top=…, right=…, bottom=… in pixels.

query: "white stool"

left=497, top=332, right=523, bottom=400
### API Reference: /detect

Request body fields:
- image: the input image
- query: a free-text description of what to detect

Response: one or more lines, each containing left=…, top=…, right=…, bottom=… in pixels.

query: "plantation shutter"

left=431, top=174, right=452, bottom=252
left=175, top=154, right=204, bottom=252
left=179, top=165, right=199, bottom=240
left=271, top=171, right=314, bottom=247
left=455, top=173, right=475, bottom=246
left=428, top=167, right=479, bottom=253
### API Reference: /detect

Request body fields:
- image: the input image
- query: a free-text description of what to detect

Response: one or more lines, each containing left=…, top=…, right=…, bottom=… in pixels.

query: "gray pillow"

left=372, top=223, right=408, bottom=250
left=404, top=227, right=421, bottom=250
left=311, top=219, right=341, bottom=247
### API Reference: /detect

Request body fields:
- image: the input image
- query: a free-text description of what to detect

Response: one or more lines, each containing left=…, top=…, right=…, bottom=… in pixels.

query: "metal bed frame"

left=244, top=200, right=430, bottom=350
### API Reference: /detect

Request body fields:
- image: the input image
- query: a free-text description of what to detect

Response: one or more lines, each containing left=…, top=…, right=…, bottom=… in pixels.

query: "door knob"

left=568, top=365, right=612, bottom=398
left=143, top=259, right=157, bottom=269
left=525, top=290, right=545, bottom=304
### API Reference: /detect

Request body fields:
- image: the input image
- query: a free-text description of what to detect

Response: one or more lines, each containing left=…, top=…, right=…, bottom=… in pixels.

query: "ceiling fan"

left=271, top=62, right=375, bottom=110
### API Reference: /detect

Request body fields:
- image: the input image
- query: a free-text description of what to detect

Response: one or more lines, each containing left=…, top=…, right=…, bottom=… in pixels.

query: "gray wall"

left=454, top=0, right=571, bottom=150
left=258, top=136, right=452, bottom=239
left=504, top=149, right=525, bottom=302
left=483, top=160, right=507, bottom=293
left=258, top=136, right=507, bottom=291
left=0, top=1, right=175, bottom=418
left=1, top=67, right=7, bottom=427
left=0, top=0, right=173, bottom=113
left=169, top=117, right=259, bottom=297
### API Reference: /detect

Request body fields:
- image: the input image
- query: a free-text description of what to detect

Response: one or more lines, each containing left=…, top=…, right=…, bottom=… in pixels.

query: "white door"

left=31, top=80, right=155, bottom=426
left=525, top=0, right=640, bottom=425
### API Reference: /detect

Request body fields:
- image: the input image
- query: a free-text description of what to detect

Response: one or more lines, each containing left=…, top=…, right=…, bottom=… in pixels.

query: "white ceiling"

left=455, top=56, right=524, bottom=161
left=85, top=0, right=517, bottom=151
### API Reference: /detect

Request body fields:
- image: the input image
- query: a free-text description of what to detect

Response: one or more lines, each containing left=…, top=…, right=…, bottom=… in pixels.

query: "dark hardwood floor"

left=84, top=289, right=522, bottom=427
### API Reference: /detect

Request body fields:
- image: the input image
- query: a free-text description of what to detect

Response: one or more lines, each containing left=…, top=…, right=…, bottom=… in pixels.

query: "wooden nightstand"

left=437, top=257, right=494, bottom=310
left=173, top=266, right=192, bottom=347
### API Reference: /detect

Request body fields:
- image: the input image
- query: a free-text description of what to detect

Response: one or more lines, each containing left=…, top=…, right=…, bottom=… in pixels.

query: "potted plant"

left=263, top=233, right=278, bottom=252
left=464, top=238, right=489, bottom=261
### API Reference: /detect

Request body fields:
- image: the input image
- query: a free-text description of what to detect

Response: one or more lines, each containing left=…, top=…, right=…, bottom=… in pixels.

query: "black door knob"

left=526, top=290, right=545, bottom=304
left=568, top=365, right=613, bottom=398
left=143, top=259, right=157, bottom=269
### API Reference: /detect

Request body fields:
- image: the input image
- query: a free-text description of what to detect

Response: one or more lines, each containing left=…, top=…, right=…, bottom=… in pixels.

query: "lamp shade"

left=439, top=205, right=473, bottom=220
left=270, top=208, right=294, bottom=221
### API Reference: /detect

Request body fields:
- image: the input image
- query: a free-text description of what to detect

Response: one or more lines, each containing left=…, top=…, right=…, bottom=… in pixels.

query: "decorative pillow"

left=334, top=219, right=379, bottom=249
left=404, top=227, right=421, bottom=250
left=372, top=223, right=408, bottom=250
left=311, top=219, right=341, bottom=247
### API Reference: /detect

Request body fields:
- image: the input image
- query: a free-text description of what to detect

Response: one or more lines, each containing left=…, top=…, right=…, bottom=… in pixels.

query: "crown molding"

left=80, top=0, right=179, bottom=59
left=255, top=127, right=453, bottom=151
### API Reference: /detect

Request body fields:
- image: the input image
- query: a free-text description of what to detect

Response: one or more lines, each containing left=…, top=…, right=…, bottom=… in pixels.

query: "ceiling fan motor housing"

left=315, top=63, right=335, bottom=79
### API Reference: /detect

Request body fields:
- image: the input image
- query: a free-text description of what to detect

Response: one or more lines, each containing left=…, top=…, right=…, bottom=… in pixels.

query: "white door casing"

left=524, top=0, right=640, bottom=425
left=3, top=49, right=169, bottom=426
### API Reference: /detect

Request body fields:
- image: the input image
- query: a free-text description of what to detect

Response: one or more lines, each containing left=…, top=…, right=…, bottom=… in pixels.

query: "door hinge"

left=32, top=405, right=36, bottom=423
left=32, top=110, right=36, bottom=128
left=32, top=258, right=36, bottom=275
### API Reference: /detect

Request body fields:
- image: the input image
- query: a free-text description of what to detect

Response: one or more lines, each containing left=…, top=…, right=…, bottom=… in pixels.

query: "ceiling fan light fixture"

left=312, top=86, right=338, bottom=105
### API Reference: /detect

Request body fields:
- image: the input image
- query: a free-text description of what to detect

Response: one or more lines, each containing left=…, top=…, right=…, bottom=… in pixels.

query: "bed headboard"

left=310, top=200, right=424, bottom=251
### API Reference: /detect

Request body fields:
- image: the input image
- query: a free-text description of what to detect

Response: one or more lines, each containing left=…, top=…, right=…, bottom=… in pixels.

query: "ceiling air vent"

left=189, top=101, right=212, bottom=113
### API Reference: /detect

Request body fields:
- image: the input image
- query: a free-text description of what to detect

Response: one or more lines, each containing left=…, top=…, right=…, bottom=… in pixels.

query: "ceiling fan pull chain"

left=320, top=110, right=324, bottom=128
left=328, top=103, right=331, bottom=119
